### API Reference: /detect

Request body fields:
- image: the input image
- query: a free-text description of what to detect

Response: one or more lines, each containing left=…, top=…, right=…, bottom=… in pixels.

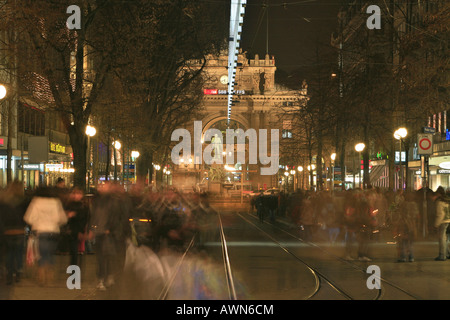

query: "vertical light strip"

left=227, top=0, right=246, bottom=125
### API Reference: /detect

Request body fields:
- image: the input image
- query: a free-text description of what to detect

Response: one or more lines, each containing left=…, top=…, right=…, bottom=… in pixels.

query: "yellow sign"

left=50, top=142, right=66, bottom=154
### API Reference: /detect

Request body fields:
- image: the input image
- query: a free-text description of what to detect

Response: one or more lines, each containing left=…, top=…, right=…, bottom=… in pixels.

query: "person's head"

left=69, top=187, right=84, bottom=202
left=434, top=186, right=446, bottom=200
left=56, top=177, right=65, bottom=188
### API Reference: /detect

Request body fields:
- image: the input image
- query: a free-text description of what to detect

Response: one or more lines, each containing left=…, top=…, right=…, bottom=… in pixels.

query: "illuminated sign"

left=203, top=89, right=248, bottom=95
left=22, top=164, right=40, bottom=170
left=45, top=163, right=63, bottom=170
left=203, top=89, right=218, bottom=95
left=0, top=138, right=3, bottom=147
left=50, top=142, right=66, bottom=154
left=439, top=162, right=450, bottom=169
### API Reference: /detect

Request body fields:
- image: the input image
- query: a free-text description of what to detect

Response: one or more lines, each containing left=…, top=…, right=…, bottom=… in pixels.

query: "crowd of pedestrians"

left=0, top=179, right=217, bottom=291
left=251, top=186, right=450, bottom=263
left=0, top=179, right=449, bottom=292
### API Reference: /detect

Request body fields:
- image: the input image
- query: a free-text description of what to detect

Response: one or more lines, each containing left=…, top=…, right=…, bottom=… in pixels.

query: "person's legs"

left=436, top=223, right=449, bottom=260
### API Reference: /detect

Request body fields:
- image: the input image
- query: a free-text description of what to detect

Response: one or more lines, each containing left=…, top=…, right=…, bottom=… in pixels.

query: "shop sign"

left=50, top=142, right=66, bottom=154
left=437, top=169, right=450, bottom=174
left=22, top=164, right=40, bottom=170
left=46, top=163, right=64, bottom=170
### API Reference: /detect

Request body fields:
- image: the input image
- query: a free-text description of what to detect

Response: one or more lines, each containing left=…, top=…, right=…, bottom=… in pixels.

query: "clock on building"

left=220, top=75, right=228, bottom=85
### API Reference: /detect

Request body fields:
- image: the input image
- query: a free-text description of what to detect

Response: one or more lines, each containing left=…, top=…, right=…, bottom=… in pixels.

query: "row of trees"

left=0, top=0, right=230, bottom=189
left=278, top=0, right=449, bottom=191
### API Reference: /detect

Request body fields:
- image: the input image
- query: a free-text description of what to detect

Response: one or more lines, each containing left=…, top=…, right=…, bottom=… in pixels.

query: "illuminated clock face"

left=220, top=75, right=228, bottom=85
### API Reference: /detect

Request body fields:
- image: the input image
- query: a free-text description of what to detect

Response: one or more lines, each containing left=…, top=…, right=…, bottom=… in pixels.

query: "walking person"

left=0, top=181, right=28, bottom=285
left=394, top=192, right=419, bottom=262
left=433, top=187, right=450, bottom=261
left=255, top=191, right=265, bottom=223
left=343, top=190, right=358, bottom=260
left=266, top=190, right=278, bottom=222
left=89, top=182, right=131, bottom=290
left=65, top=187, right=89, bottom=267
left=23, top=186, right=68, bottom=286
left=321, top=193, right=340, bottom=245
left=355, top=191, right=372, bottom=261
left=299, top=193, right=315, bottom=242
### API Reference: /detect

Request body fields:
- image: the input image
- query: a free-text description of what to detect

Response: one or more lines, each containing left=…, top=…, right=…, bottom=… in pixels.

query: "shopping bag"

left=26, top=235, right=40, bottom=266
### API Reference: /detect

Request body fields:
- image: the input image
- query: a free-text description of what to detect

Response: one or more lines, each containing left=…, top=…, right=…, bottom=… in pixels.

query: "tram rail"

left=241, top=211, right=424, bottom=300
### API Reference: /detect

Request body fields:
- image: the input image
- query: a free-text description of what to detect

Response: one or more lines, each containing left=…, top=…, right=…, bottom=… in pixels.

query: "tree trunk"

left=136, top=148, right=152, bottom=186
left=69, top=123, right=87, bottom=190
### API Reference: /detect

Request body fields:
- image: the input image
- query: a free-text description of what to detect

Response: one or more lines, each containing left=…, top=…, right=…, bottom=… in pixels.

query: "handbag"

left=26, top=235, right=40, bottom=266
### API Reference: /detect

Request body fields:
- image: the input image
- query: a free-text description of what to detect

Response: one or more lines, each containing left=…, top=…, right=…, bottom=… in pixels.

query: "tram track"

left=231, top=211, right=356, bottom=300
left=239, top=210, right=424, bottom=300
left=156, top=207, right=424, bottom=300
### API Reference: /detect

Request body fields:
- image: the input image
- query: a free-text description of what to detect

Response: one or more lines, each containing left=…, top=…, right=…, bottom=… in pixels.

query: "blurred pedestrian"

left=355, top=191, right=372, bottom=261
left=255, top=191, right=265, bottom=223
left=433, top=186, right=450, bottom=261
left=299, top=193, right=315, bottom=242
left=0, top=181, right=28, bottom=285
left=23, top=186, right=68, bottom=286
left=65, top=187, right=89, bottom=266
left=89, top=182, right=131, bottom=290
left=321, top=193, right=340, bottom=245
left=343, top=190, right=358, bottom=260
left=266, top=190, right=278, bottom=222
left=394, top=192, right=419, bottom=262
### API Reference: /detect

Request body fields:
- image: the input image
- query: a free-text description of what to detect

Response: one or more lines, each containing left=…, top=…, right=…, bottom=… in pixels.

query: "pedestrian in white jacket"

left=433, top=187, right=450, bottom=261
left=24, top=187, right=67, bottom=285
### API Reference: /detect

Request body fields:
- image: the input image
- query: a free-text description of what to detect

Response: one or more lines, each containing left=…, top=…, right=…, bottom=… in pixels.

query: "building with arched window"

left=171, top=51, right=308, bottom=195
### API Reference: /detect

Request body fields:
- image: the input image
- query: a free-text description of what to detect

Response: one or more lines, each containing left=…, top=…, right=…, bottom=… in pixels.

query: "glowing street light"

left=113, top=140, right=121, bottom=150
left=0, top=84, right=6, bottom=100
left=85, top=125, right=96, bottom=137
left=394, top=127, right=407, bottom=140
left=355, top=143, right=365, bottom=153
left=131, top=151, right=140, bottom=158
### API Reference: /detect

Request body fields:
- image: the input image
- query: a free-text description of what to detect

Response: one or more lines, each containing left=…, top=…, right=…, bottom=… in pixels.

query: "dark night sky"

left=240, top=0, right=343, bottom=80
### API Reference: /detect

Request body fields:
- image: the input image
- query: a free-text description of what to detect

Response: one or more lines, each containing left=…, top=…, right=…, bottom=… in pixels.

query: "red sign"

left=203, top=89, right=218, bottom=95
left=0, top=138, right=3, bottom=146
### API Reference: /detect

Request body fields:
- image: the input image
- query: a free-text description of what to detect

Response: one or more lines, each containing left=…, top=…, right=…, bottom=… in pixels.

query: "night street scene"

left=0, top=0, right=449, bottom=309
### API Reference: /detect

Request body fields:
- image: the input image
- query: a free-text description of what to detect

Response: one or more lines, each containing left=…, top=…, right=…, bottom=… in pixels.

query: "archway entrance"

left=203, top=118, right=252, bottom=197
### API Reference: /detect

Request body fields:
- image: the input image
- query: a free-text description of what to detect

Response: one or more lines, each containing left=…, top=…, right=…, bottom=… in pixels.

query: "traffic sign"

left=418, top=133, right=433, bottom=155
left=423, top=127, right=436, bottom=134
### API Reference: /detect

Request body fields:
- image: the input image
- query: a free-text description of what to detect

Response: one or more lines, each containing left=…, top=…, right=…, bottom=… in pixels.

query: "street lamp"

left=331, top=153, right=336, bottom=191
left=297, top=166, right=304, bottom=190
left=85, top=125, right=96, bottom=191
left=394, top=127, right=408, bottom=190
left=355, top=143, right=365, bottom=189
left=85, top=125, right=96, bottom=137
left=112, top=140, right=121, bottom=181
left=0, top=84, right=7, bottom=100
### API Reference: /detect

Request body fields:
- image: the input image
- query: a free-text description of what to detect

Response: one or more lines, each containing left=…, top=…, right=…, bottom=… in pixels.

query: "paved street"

left=1, top=210, right=449, bottom=301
